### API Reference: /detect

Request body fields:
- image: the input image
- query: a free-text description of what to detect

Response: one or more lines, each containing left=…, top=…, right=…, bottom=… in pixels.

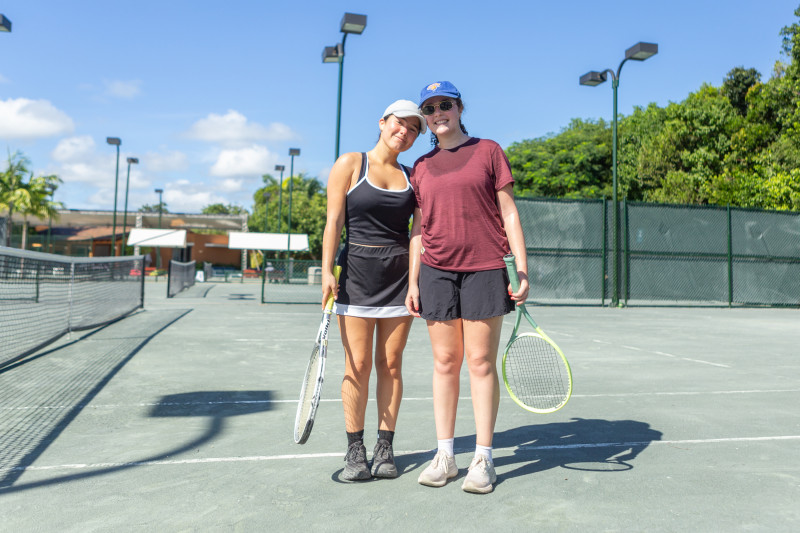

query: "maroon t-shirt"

left=411, top=137, right=514, bottom=272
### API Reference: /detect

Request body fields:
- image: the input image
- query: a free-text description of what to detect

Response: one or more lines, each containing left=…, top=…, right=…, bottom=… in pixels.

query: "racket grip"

left=503, top=254, right=521, bottom=293
left=324, top=266, right=342, bottom=311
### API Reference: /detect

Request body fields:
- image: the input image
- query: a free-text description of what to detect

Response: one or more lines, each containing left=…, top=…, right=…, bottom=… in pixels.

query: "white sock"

left=437, top=438, right=454, bottom=457
left=475, top=444, right=493, bottom=462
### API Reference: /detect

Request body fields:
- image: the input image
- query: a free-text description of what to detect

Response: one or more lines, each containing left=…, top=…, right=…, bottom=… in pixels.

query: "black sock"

left=347, top=430, right=364, bottom=447
left=377, top=429, right=394, bottom=444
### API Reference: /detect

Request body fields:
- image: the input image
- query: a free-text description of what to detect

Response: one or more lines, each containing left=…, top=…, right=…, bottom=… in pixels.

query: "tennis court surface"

left=1, top=281, right=798, bottom=531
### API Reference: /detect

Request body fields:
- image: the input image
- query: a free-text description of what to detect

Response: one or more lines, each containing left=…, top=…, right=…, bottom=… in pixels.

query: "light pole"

left=0, top=14, right=11, bottom=33
left=274, top=164, right=285, bottom=233
left=580, top=41, right=658, bottom=307
left=106, top=137, right=122, bottom=256
left=322, top=12, right=367, bottom=160
left=287, top=148, right=300, bottom=256
left=154, top=188, right=164, bottom=270
left=123, top=157, right=139, bottom=255
left=46, top=185, right=55, bottom=253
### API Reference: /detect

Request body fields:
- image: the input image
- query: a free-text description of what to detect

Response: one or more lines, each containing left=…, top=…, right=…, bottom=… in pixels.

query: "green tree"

left=0, top=151, right=61, bottom=248
left=721, top=67, right=761, bottom=116
left=201, top=203, right=248, bottom=215
left=506, top=118, right=612, bottom=199
left=252, top=172, right=327, bottom=258
left=139, top=202, right=168, bottom=214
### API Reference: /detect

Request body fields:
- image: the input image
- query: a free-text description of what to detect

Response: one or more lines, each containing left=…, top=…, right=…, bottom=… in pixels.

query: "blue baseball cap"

left=419, top=81, right=461, bottom=106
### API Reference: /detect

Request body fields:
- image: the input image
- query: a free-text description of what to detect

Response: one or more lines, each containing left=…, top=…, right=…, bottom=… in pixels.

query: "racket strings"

left=506, top=334, right=570, bottom=411
left=295, top=347, right=322, bottom=435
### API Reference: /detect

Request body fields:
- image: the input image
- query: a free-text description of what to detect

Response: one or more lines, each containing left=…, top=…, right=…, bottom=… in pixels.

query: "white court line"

left=4, top=389, right=800, bottom=411
left=593, top=340, right=730, bottom=368
left=8, top=435, right=800, bottom=473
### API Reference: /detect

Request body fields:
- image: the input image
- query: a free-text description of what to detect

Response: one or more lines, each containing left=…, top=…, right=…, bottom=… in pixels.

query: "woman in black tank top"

left=320, top=100, right=425, bottom=481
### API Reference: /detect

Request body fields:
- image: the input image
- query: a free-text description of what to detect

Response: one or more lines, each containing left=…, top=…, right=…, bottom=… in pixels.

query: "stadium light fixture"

left=287, top=149, right=300, bottom=256
left=122, top=157, right=139, bottom=254
left=106, top=137, right=122, bottom=256
left=579, top=41, right=658, bottom=307
left=274, top=164, right=285, bottom=235
left=322, top=13, right=367, bottom=160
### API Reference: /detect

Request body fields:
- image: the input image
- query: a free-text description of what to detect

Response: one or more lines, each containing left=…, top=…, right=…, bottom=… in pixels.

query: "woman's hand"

left=405, top=284, right=421, bottom=317
left=321, top=270, right=338, bottom=309
left=508, top=272, right=529, bottom=306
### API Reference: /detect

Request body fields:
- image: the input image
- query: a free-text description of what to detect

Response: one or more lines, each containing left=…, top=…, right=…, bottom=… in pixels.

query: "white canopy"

left=127, top=228, right=188, bottom=247
left=228, top=232, right=309, bottom=251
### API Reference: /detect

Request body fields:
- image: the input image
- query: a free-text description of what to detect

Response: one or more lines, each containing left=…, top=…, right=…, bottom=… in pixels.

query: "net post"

left=261, top=251, right=267, bottom=304
left=139, top=256, right=145, bottom=309
left=601, top=197, right=607, bottom=306
left=727, top=204, right=733, bottom=307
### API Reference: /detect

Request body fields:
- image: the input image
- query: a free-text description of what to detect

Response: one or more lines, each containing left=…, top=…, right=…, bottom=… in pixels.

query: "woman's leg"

left=463, top=315, right=504, bottom=447
left=374, top=316, right=413, bottom=431
left=426, top=319, right=465, bottom=440
left=338, top=315, right=376, bottom=432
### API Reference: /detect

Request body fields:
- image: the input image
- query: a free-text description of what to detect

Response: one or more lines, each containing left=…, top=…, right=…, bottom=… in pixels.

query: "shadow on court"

left=0, top=309, right=191, bottom=490
left=0, top=390, right=273, bottom=494
left=330, top=418, right=662, bottom=484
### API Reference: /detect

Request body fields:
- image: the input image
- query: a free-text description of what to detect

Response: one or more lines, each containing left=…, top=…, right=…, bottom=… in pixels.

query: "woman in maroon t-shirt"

left=406, top=81, right=529, bottom=494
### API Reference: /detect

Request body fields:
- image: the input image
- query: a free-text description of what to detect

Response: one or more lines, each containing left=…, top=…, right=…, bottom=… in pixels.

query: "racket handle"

left=503, top=254, right=521, bottom=293
left=324, top=266, right=342, bottom=311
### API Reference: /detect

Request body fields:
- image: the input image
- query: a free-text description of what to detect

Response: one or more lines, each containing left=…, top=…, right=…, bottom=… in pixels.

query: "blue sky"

left=1, top=1, right=798, bottom=214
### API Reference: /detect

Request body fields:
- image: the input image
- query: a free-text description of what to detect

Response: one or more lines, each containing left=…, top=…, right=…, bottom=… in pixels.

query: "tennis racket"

left=293, top=265, right=341, bottom=444
left=502, top=254, right=572, bottom=413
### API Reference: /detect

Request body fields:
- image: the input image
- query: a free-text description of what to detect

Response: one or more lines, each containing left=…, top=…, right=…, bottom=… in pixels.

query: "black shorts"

left=418, top=263, right=514, bottom=321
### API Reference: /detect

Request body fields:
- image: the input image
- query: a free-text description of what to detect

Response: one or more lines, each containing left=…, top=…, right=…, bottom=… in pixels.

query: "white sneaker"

left=461, top=455, right=497, bottom=494
left=418, top=450, right=458, bottom=487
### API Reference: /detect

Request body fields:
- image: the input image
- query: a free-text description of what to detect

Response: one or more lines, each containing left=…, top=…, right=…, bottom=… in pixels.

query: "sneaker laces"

left=374, top=440, right=392, bottom=462
left=346, top=442, right=366, bottom=463
left=431, top=451, right=447, bottom=470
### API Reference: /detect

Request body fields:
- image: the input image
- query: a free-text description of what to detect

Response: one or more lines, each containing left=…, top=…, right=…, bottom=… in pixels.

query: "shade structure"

left=127, top=228, right=187, bottom=247
left=228, top=232, right=309, bottom=252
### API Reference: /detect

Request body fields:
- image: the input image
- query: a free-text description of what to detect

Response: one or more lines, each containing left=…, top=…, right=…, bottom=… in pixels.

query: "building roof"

left=12, top=209, right=248, bottom=231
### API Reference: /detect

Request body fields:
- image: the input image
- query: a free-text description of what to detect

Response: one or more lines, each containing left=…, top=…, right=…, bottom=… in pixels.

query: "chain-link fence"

left=518, top=198, right=800, bottom=307
left=261, top=259, right=323, bottom=304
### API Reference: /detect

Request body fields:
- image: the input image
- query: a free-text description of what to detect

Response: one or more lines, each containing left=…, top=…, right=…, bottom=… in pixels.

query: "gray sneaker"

left=342, top=441, right=370, bottom=481
left=418, top=450, right=458, bottom=487
left=371, top=438, right=398, bottom=478
left=461, top=455, right=497, bottom=494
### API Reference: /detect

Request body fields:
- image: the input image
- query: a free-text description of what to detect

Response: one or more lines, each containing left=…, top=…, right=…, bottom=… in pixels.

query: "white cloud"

left=0, top=98, right=75, bottom=139
left=186, top=110, right=295, bottom=144
left=144, top=149, right=189, bottom=172
left=104, top=79, right=142, bottom=99
left=219, top=178, right=244, bottom=192
left=51, top=135, right=96, bottom=162
left=210, top=145, right=275, bottom=177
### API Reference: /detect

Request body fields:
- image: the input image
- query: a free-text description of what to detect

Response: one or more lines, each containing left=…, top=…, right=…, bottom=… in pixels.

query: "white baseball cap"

left=381, top=99, right=426, bottom=134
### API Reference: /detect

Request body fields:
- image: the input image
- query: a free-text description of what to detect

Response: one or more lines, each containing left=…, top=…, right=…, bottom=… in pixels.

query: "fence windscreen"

left=516, top=198, right=800, bottom=307
left=0, top=247, right=145, bottom=368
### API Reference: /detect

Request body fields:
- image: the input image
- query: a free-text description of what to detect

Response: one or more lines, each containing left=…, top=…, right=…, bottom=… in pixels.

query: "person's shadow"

left=395, top=418, right=662, bottom=486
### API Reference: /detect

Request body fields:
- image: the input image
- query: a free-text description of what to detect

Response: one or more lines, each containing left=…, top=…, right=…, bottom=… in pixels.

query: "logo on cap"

left=426, top=83, right=441, bottom=91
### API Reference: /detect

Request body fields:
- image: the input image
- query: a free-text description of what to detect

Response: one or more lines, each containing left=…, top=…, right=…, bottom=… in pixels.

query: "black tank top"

left=345, top=153, right=415, bottom=246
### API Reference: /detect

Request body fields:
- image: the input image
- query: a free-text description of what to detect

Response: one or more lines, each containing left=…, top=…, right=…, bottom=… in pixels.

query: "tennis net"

left=167, top=260, right=196, bottom=298
left=0, top=246, right=145, bottom=368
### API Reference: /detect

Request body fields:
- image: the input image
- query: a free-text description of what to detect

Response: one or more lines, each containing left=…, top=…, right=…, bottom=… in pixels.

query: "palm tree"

left=0, top=151, right=61, bottom=248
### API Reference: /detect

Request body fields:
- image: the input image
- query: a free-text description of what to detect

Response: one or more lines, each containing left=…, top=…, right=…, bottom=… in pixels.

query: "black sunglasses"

left=421, top=100, right=455, bottom=115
